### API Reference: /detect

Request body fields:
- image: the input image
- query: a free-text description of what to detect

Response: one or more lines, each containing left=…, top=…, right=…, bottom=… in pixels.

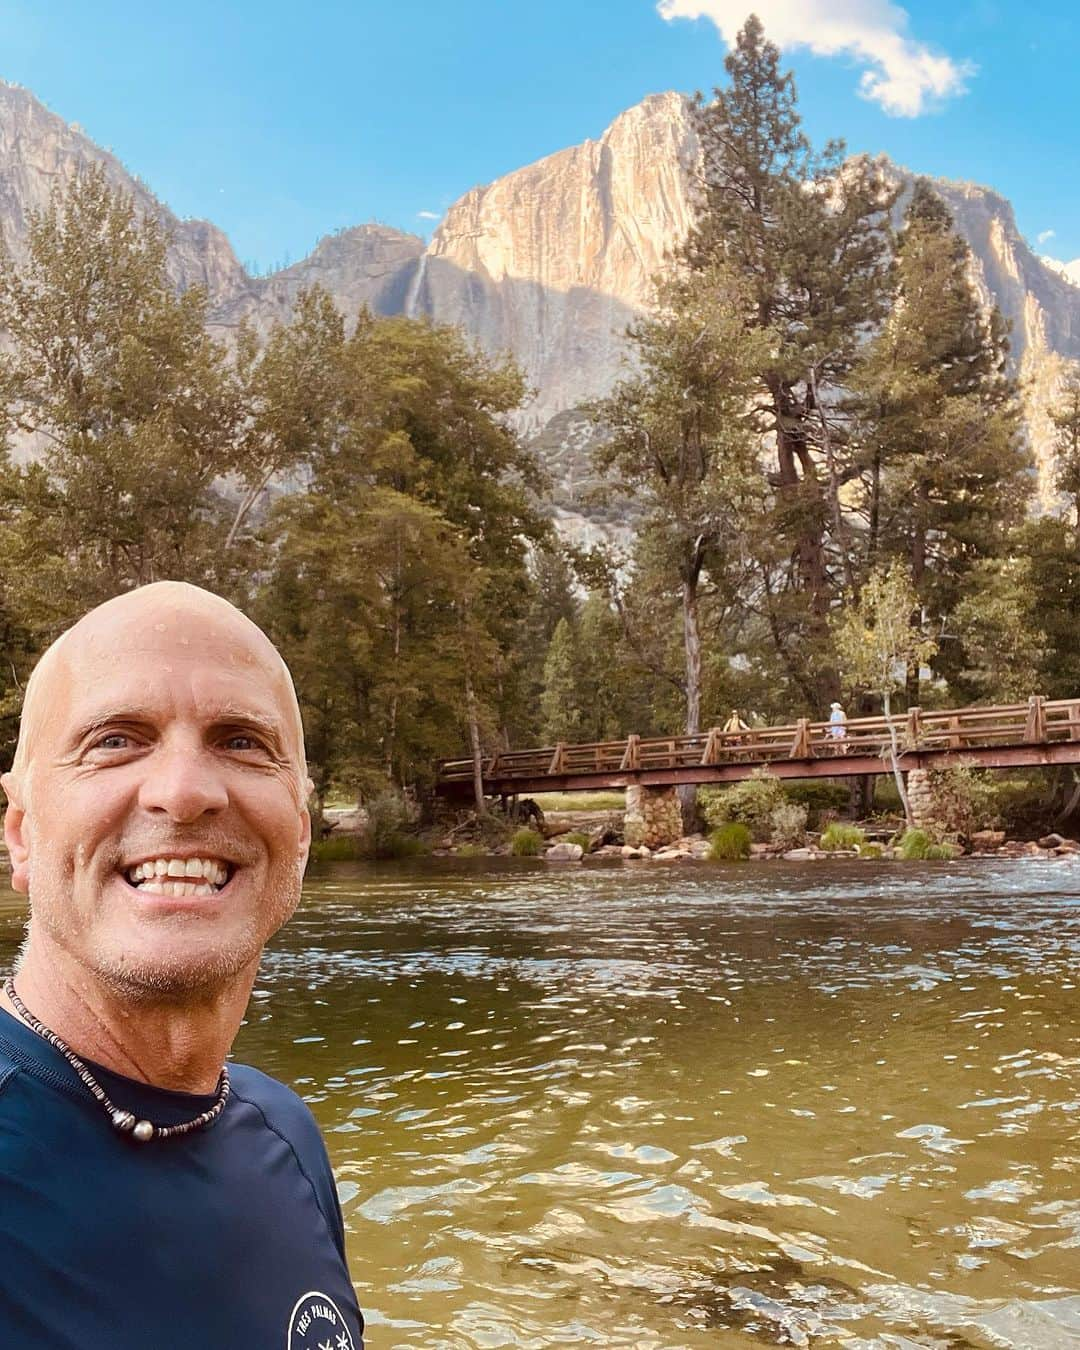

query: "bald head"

left=9, top=582, right=307, bottom=800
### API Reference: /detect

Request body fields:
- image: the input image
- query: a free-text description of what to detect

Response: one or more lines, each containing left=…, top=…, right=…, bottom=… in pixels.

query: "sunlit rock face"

left=405, top=92, right=697, bottom=435
left=3, top=80, right=1080, bottom=519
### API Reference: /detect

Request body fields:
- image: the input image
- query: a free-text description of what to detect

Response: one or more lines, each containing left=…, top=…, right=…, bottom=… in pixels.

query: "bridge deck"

left=436, top=697, right=1080, bottom=798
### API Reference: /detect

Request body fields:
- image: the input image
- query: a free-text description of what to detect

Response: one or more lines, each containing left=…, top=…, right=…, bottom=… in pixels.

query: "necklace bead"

left=3, top=980, right=229, bottom=1143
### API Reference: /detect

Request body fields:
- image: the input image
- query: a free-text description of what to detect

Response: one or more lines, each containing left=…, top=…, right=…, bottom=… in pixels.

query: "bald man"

left=0, top=583, right=363, bottom=1348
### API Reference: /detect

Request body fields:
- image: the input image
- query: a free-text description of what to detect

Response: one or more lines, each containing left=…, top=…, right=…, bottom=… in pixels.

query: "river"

left=2, top=857, right=1079, bottom=1347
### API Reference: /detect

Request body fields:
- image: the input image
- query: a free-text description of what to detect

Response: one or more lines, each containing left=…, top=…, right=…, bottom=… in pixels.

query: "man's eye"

left=224, top=735, right=263, bottom=752
left=96, top=734, right=130, bottom=751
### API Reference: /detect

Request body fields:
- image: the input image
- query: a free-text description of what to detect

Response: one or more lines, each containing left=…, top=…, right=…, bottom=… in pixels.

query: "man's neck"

left=2, top=942, right=256, bottom=1094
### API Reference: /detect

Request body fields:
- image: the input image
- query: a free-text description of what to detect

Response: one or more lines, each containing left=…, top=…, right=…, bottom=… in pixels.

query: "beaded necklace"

left=3, top=979, right=230, bottom=1143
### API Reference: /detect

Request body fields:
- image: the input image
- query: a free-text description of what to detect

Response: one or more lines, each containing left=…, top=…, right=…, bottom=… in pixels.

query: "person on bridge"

left=829, top=701, right=848, bottom=745
left=723, top=709, right=749, bottom=736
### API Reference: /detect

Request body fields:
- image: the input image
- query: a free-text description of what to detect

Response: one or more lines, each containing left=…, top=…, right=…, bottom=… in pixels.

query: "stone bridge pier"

left=624, top=784, right=683, bottom=849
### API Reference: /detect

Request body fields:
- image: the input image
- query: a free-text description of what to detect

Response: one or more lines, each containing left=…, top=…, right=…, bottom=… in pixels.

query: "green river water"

left=2, top=857, right=1078, bottom=1347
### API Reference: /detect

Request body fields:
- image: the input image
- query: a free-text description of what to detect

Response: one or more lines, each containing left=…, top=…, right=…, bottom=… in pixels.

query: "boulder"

left=1054, top=839, right=1080, bottom=854
left=971, top=829, right=1006, bottom=851
left=782, top=847, right=816, bottom=861
left=546, top=842, right=584, bottom=862
left=1038, top=832, right=1067, bottom=849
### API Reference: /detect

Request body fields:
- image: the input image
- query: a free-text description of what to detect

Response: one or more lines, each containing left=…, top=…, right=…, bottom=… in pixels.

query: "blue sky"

left=0, top=0, right=1076, bottom=273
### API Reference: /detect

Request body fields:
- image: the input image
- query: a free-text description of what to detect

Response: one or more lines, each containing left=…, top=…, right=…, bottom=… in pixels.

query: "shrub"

left=819, top=822, right=866, bottom=852
left=363, top=789, right=414, bottom=855
left=563, top=831, right=593, bottom=853
left=860, top=843, right=884, bottom=859
left=511, top=828, right=545, bottom=857
left=377, top=832, right=429, bottom=860
left=783, top=781, right=851, bottom=825
left=925, top=760, right=999, bottom=838
left=699, top=769, right=786, bottom=840
left=454, top=843, right=486, bottom=858
left=709, top=822, right=752, bottom=861
left=897, top=828, right=959, bottom=860
left=769, top=801, right=808, bottom=850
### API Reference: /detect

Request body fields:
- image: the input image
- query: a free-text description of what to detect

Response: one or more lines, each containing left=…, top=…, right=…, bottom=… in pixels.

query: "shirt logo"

left=287, top=1291, right=357, bottom=1350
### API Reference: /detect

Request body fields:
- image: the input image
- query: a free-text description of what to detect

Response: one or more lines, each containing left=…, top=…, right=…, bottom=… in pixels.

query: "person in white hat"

left=828, top=701, right=847, bottom=741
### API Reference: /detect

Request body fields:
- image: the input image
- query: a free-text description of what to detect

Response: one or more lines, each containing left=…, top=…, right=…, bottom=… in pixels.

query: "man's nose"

left=137, top=741, right=229, bottom=821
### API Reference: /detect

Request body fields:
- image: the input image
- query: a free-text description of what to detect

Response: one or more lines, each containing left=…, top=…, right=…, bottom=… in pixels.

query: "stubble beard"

left=24, top=851, right=304, bottom=1004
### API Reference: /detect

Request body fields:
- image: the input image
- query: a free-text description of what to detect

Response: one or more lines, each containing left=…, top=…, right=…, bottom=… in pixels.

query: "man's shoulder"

left=228, top=1063, right=327, bottom=1155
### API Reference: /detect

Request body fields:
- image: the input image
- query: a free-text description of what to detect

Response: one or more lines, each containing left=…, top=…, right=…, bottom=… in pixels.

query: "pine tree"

left=1051, top=363, right=1080, bottom=522
left=850, top=180, right=1028, bottom=692
left=539, top=619, right=585, bottom=745
left=684, top=16, right=895, bottom=701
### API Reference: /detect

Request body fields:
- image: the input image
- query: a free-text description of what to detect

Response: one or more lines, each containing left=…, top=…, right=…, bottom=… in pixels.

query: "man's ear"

left=1, top=772, right=30, bottom=895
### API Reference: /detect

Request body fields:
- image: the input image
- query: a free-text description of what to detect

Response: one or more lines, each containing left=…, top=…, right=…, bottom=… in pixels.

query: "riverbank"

left=428, top=814, right=1080, bottom=864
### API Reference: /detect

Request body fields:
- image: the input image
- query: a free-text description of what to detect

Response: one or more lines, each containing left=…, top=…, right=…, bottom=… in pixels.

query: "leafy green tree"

left=0, top=166, right=241, bottom=613
left=833, top=563, right=937, bottom=826
left=589, top=263, right=767, bottom=735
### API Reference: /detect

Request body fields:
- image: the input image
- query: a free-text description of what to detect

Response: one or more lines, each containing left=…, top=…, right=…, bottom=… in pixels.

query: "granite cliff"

left=2, top=80, right=1078, bottom=520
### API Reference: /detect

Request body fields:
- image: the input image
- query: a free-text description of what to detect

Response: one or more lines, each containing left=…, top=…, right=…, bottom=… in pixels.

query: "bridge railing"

left=436, top=697, right=1080, bottom=785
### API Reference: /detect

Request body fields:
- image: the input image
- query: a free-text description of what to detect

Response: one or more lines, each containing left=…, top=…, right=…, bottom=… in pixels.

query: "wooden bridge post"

left=790, top=718, right=812, bottom=760
left=700, top=727, right=721, bottom=765
left=906, top=706, right=922, bottom=749
left=619, top=735, right=640, bottom=771
left=1025, top=695, right=1047, bottom=743
left=548, top=743, right=565, bottom=774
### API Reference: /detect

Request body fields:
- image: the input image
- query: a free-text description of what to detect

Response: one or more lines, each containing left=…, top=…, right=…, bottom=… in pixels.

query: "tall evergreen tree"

left=850, top=179, right=1028, bottom=692
left=589, top=264, right=766, bottom=735
left=684, top=15, right=896, bottom=700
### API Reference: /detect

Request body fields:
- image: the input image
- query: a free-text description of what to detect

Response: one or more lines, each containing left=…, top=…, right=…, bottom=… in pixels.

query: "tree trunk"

left=464, top=666, right=486, bottom=816
left=682, top=574, right=702, bottom=737
left=883, top=689, right=914, bottom=828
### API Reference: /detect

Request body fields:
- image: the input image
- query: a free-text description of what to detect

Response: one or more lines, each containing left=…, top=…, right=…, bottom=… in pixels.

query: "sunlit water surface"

left=2, top=858, right=1078, bottom=1348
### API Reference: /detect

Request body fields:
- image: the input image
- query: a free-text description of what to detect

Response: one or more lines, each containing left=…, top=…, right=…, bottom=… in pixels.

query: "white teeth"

left=127, top=857, right=230, bottom=890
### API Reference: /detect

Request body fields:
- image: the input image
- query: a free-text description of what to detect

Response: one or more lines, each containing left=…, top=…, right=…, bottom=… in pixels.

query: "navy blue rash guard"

left=0, top=1007, right=364, bottom=1348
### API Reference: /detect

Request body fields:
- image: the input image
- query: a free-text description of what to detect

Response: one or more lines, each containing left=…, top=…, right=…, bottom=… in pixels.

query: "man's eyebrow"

left=67, top=705, right=288, bottom=750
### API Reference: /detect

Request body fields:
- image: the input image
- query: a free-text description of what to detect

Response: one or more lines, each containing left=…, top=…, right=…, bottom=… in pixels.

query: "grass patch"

left=563, top=831, right=593, bottom=853
left=819, top=822, right=866, bottom=852
left=534, top=791, right=625, bottom=812
left=510, top=828, right=545, bottom=857
left=310, top=831, right=430, bottom=862
left=897, top=828, right=958, bottom=861
left=454, top=843, right=487, bottom=858
left=310, top=835, right=368, bottom=862
left=859, top=842, right=884, bottom=859
left=708, top=822, right=752, bottom=861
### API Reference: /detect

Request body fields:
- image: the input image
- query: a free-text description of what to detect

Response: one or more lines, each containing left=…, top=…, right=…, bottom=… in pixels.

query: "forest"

left=2, top=17, right=1079, bottom=826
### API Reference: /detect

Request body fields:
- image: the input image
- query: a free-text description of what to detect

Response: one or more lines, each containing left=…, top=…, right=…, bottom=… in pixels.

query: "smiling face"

left=1, top=584, right=312, bottom=1000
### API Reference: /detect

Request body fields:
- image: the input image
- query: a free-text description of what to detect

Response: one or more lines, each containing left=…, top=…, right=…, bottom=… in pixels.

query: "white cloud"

left=416, top=210, right=440, bottom=221
left=657, top=0, right=974, bottom=117
left=1037, top=229, right=1056, bottom=245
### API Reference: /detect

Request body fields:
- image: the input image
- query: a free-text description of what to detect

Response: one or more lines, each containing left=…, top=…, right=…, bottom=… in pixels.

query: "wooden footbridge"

left=436, top=697, right=1080, bottom=799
